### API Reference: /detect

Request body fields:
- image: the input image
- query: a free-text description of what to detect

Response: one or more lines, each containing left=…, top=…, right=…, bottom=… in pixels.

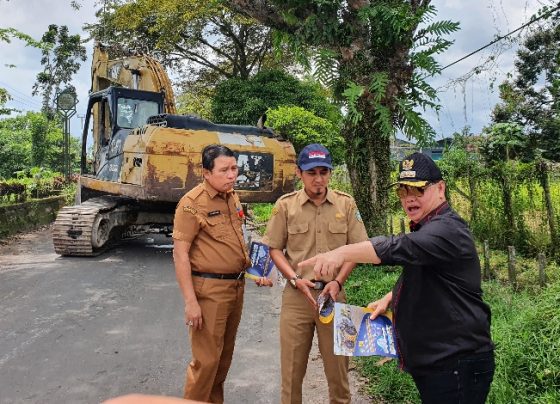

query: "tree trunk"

left=537, top=160, right=558, bottom=256
left=343, top=107, right=391, bottom=236
left=500, top=172, right=516, bottom=248
left=467, top=169, right=478, bottom=225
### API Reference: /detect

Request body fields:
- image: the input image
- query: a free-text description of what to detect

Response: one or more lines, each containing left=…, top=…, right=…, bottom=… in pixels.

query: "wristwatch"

left=290, top=274, right=302, bottom=289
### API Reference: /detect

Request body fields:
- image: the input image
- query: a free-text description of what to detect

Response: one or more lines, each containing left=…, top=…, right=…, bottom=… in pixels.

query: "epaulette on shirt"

left=185, top=183, right=205, bottom=200
left=333, top=190, right=352, bottom=198
left=277, top=190, right=298, bottom=201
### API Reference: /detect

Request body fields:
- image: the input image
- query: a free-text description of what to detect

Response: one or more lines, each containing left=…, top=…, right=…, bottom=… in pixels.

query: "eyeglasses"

left=395, top=182, right=435, bottom=198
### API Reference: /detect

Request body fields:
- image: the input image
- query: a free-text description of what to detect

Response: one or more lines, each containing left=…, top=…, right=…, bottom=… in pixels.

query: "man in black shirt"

left=300, top=152, right=494, bottom=404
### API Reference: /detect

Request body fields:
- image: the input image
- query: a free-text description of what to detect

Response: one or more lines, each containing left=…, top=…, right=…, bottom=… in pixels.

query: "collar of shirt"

left=296, top=188, right=335, bottom=206
left=203, top=180, right=234, bottom=200
left=409, top=201, right=450, bottom=232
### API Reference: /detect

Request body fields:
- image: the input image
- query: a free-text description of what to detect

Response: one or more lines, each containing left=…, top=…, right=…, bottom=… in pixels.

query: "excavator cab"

left=81, top=86, right=163, bottom=180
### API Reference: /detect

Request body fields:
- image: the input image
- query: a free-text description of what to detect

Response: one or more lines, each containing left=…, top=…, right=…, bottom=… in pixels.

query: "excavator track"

left=52, top=196, right=122, bottom=256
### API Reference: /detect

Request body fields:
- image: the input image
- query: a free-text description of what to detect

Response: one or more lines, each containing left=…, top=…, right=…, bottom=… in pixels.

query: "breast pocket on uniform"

left=287, top=222, right=309, bottom=251
left=204, top=214, right=227, bottom=240
left=327, top=222, right=348, bottom=250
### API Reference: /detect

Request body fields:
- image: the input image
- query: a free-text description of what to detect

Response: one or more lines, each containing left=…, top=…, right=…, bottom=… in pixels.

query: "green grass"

left=485, top=280, right=560, bottom=403
left=250, top=203, right=274, bottom=224
left=248, top=203, right=274, bottom=235
left=344, top=266, right=560, bottom=404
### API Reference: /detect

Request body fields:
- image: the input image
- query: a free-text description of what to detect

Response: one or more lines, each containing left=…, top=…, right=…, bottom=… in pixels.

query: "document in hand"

left=333, top=302, right=398, bottom=358
left=245, top=241, right=279, bottom=282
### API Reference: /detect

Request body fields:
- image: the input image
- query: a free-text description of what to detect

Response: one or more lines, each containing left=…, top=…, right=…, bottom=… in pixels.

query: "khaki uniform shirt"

left=263, top=188, right=368, bottom=280
left=173, top=181, right=250, bottom=273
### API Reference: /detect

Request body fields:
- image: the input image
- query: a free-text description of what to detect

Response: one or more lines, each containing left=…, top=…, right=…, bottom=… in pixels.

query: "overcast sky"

left=0, top=0, right=549, bottom=140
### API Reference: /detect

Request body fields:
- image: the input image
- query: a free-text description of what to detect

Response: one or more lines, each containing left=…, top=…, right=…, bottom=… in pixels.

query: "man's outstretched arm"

left=299, top=240, right=380, bottom=278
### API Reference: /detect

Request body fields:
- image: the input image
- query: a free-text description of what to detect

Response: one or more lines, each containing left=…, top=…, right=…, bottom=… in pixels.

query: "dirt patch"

left=0, top=224, right=58, bottom=267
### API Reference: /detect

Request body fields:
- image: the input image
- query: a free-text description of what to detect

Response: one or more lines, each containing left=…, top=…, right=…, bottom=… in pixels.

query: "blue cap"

left=297, top=144, right=333, bottom=171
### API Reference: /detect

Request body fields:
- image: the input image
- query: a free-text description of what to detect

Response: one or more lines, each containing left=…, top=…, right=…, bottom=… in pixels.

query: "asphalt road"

left=0, top=227, right=372, bottom=404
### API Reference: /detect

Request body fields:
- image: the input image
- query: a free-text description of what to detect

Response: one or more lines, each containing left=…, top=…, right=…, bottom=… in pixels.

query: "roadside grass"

left=345, top=266, right=560, bottom=404
left=485, top=279, right=560, bottom=403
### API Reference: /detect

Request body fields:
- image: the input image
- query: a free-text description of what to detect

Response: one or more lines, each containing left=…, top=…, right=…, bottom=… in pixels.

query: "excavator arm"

left=91, top=43, right=176, bottom=113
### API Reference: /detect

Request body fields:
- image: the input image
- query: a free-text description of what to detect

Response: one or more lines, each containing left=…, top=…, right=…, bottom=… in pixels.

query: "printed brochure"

left=245, top=241, right=279, bottom=282
left=334, top=302, right=398, bottom=358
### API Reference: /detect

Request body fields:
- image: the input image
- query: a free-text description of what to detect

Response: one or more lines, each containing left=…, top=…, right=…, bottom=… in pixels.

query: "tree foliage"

left=211, top=69, right=341, bottom=126
left=225, top=0, right=459, bottom=234
left=85, top=0, right=294, bottom=85
left=0, top=112, right=80, bottom=179
left=0, top=88, right=14, bottom=116
left=266, top=105, right=344, bottom=164
left=32, top=24, right=86, bottom=118
left=492, top=5, right=560, bottom=161
left=0, top=28, right=46, bottom=116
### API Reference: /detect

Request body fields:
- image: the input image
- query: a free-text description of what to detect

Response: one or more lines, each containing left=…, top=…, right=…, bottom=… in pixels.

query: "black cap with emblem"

left=392, top=152, right=442, bottom=187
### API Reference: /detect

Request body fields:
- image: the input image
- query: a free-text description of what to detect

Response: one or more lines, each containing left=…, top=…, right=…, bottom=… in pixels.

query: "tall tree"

left=491, top=5, right=560, bottom=256
left=225, top=0, right=458, bottom=234
left=32, top=25, right=86, bottom=118
left=492, top=5, right=560, bottom=161
left=480, top=122, right=532, bottom=251
left=85, top=0, right=294, bottom=85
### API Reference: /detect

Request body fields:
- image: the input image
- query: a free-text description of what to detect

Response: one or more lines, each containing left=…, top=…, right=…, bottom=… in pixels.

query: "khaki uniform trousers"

left=184, top=276, right=245, bottom=404
left=280, top=286, right=350, bottom=404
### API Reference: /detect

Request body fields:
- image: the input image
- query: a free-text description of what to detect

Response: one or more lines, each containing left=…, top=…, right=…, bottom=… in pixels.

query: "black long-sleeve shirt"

left=371, top=203, right=494, bottom=375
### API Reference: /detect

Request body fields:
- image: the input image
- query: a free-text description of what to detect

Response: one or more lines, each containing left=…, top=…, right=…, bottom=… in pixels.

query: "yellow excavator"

left=52, top=44, right=296, bottom=256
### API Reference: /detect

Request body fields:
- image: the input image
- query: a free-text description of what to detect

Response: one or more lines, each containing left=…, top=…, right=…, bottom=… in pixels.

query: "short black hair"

left=202, top=144, right=235, bottom=171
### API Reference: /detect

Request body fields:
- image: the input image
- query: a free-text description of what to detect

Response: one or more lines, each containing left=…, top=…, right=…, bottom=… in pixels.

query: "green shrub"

left=0, top=167, right=76, bottom=206
left=250, top=203, right=274, bottom=224
left=267, top=106, right=345, bottom=165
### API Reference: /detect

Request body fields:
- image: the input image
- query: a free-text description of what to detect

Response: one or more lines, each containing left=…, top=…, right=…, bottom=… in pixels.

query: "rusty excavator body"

left=52, top=44, right=296, bottom=256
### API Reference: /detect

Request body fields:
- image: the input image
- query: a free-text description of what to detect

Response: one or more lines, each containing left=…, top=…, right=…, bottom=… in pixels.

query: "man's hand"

left=367, top=292, right=392, bottom=320
left=320, top=280, right=341, bottom=301
left=299, top=250, right=345, bottom=278
left=296, top=278, right=318, bottom=310
left=255, top=277, right=273, bottom=287
left=185, top=300, right=203, bottom=330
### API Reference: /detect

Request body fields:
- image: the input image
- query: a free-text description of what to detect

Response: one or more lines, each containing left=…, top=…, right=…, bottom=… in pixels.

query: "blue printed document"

left=334, top=302, right=398, bottom=358
left=245, top=241, right=279, bottom=282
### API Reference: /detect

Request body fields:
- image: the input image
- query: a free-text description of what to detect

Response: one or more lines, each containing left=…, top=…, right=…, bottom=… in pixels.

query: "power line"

left=441, top=3, right=560, bottom=71
left=0, top=80, right=43, bottom=108
left=7, top=95, right=41, bottom=111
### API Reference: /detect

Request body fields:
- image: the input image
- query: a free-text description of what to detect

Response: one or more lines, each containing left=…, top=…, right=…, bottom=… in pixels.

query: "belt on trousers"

left=191, top=270, right=245, bottom=280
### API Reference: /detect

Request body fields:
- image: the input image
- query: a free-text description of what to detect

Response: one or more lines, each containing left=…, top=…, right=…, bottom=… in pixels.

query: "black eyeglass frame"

left=395, top=182, right=438, bottom=198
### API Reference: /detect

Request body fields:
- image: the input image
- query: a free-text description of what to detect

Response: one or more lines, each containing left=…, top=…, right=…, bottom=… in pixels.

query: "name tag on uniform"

left=208, top=210, right=221, bottom=217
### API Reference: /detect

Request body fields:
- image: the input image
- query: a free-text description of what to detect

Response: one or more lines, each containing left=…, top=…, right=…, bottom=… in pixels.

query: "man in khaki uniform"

left=173, top=144, right=250, bottom=404
left=263, top=144, right=368, bottom=404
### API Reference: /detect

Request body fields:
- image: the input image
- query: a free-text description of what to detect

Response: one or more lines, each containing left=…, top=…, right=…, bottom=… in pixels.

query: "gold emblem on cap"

left=402, top=159, right=414, bottom=170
